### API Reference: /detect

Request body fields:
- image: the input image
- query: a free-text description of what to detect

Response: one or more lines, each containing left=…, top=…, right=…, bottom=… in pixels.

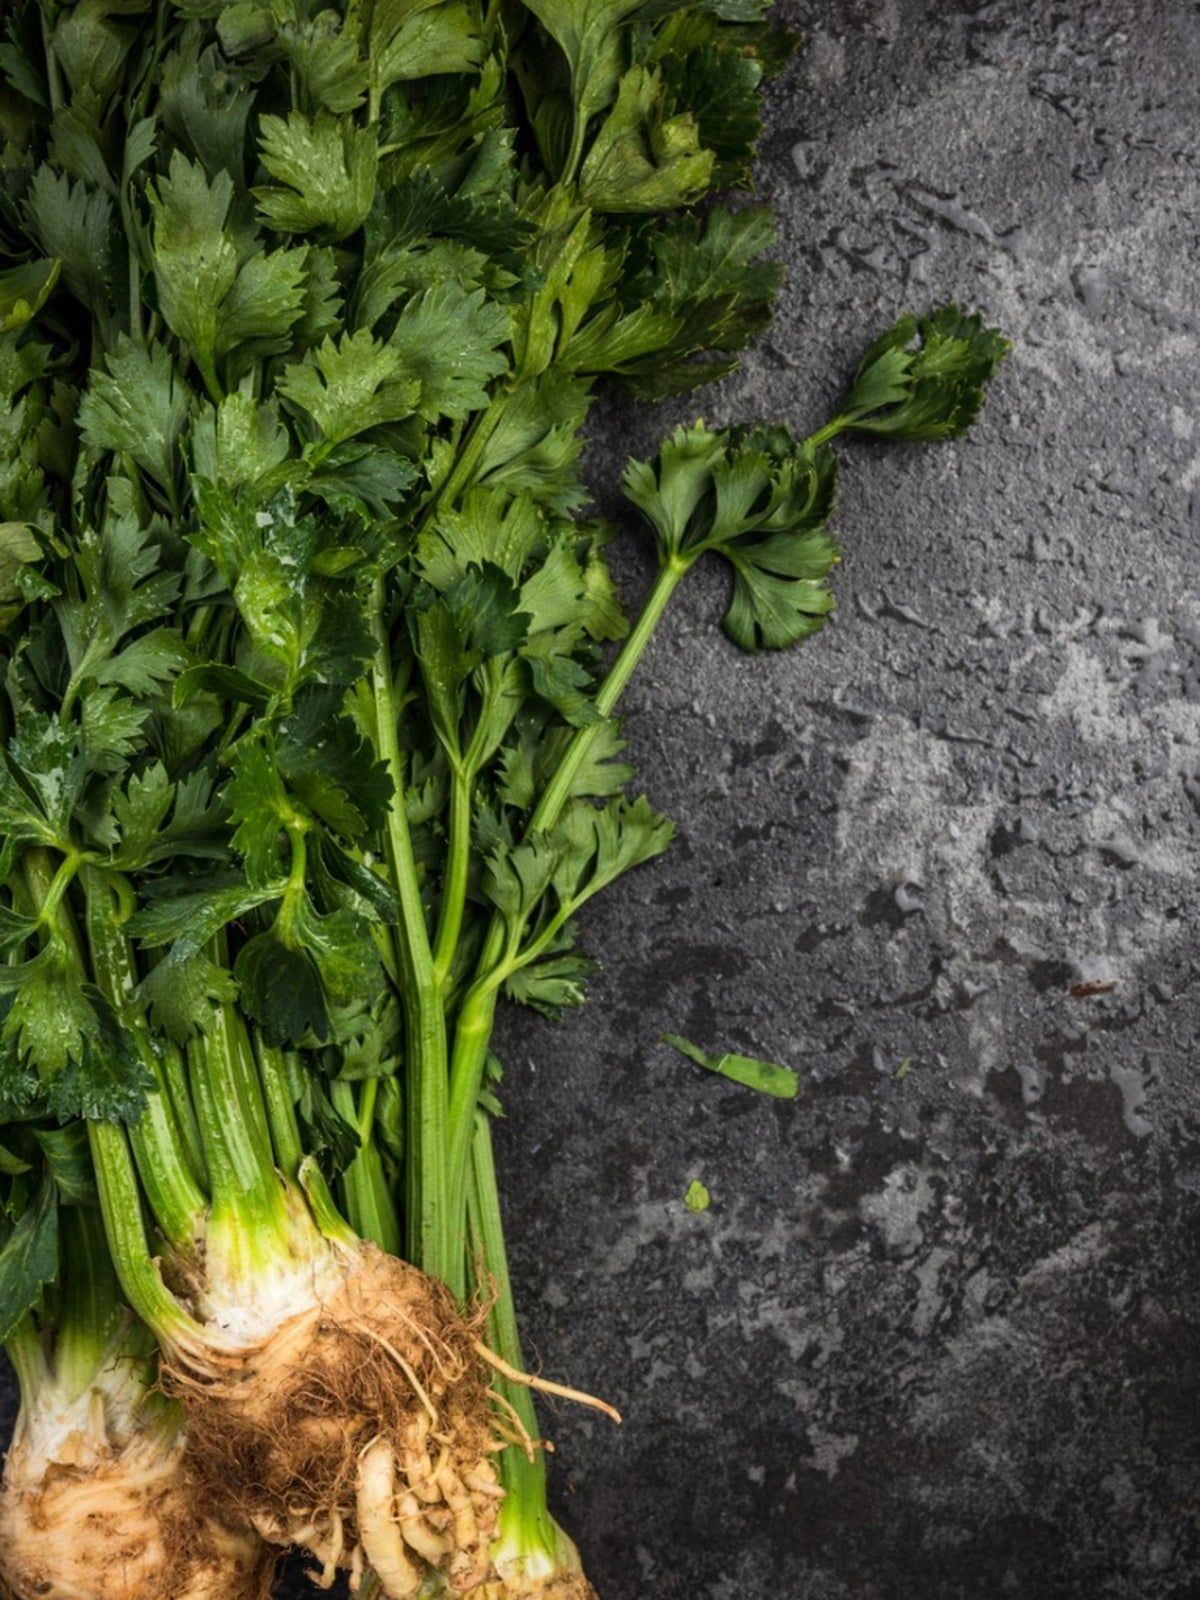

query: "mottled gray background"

left=491, top=3, right=1200, bottom=1598
left=9, top=1, right=1200, bottom=1597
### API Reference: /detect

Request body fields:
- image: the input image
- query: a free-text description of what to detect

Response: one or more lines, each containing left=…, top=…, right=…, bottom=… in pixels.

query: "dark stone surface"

left=484, top=4, right=1200, bottom=1598
left=8, top=3, right=1200, bottom=1598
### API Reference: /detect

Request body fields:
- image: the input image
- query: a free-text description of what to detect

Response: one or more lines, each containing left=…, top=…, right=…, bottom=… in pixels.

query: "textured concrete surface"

left=488, top=4, right=1200, bottom=1598
left=7, top=3, right=1200, bottom=1598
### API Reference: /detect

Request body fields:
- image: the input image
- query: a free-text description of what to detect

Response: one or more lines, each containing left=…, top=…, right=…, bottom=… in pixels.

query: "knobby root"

left=166, top=1244, right=503, bottom=1596
left=0, top=1426, right=274, bottom=1600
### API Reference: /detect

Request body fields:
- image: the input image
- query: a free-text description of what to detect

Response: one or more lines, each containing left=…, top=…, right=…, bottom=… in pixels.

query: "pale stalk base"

left=169, top=1241, right=506, bottom=1598
left=0, top=1384, right=272, bottom=1600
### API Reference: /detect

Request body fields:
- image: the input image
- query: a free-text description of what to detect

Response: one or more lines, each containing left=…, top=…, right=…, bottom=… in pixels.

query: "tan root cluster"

left=0, top=1425, right=274, bottom=1600
left=167, top=1244, right=514, bottom=1597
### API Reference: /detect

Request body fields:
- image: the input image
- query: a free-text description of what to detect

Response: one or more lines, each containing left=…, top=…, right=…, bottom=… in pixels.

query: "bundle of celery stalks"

left=0, top=2, right=1005, bottom=1596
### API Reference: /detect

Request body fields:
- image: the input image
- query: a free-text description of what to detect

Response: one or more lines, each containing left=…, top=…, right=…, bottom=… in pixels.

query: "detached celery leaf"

left=723, top=532, right=838, bottom=651
left=294, top=1074, right=361, bottom=1175
left=662, top=1032, right=798, bottom=1099
left=621, top=421, right=727, bottom=560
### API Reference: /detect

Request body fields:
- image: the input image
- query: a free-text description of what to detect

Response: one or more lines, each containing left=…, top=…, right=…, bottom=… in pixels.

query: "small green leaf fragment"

left=894, top=1056, right=913, bottom=1082
left=662, top=1032, right=798, bottom=1099
left=684, top=1178, right=711, bottom=1213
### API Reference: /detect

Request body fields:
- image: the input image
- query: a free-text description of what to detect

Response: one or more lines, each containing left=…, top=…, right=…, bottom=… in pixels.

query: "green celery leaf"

left=386, top=281, right=510, bottom=422
left=624, top=424, right=843, bottom=651
left=448, top=562, right=530, bottom=658
left=78, top=338, right=189, bottom=495
left=278, top=328, right=420, bottom=445
left=523, top=0, right=651, bottom=144
left=132, top=881, right=287, bottom=954
left=0, top=1176, right=57, bottom=1342
left=480, top=831, right=560, bottom=940
left=24, top=166, right=113, bottom=319
left=33, top=1124, right=95, bottom=1205
left=0, top=258, right=62, bottom=335
left=139, top=951, right=239, bottom=1042
left=504, top=948, right=594, bottom=1019
left=372, top=0, right=485, bottom=95
left=3, top=710, right=86, bottom=843
left=235, top=929, right=330, bottom=1045
left=0, top=521, right=50, bottom=632
left=294, top=1072, right=361, bottom=1175
left=256, top=110, right=378, bottom=241
left=604, top=206, right=783, bottom=397
left=473, top=370, right=590, bottom=510
left=549, top=794, right=673, bottom=910
left=662, top=1032, right=798, bottom=1098
left=580, top=66, right=714, bottom=214
left=109, top=760, right=173, bottom=862
left=520, top=632, right=598, bottom=727
left=280, top=11, right=369, bottom=113
left=225, top=735, right=294, bottom=884
left=159, top=30, right=256, bottom=183
left=419, top=490, right=547, bottom=589
left=834, top=306, right=1010, bottom=440
left=276, top=687, right=393, bottom=839
left=191, top=394, right=292, bottom=492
